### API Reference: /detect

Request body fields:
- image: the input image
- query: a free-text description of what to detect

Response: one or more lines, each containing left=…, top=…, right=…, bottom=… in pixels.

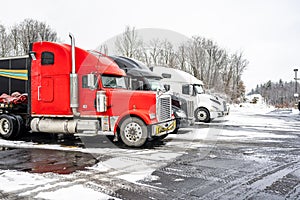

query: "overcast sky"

left=1, top=0, right=299, bottom=92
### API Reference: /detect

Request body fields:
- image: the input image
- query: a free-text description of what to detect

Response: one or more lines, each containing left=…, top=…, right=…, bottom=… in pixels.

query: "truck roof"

left=109, top=56, right=162, bottom=79
left=151, top=66, right=204, bottom=85
left=31, top=41, right=125, bottom=77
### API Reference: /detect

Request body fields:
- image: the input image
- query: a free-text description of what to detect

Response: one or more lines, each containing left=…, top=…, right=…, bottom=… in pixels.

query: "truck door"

left=31, top=50, right=71, bottom=116
left=79, top=74, right=98, bottom=115
left=39, top=77, right=53, bottom=102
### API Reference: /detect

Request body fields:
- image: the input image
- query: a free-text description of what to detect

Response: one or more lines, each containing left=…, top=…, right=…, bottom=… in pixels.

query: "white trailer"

left=151, top=66, right=228, bottom=122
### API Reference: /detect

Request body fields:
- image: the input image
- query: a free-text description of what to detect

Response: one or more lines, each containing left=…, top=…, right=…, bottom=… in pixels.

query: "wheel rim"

left=0, top=118, right=11, bottom=135
left=197, top=110, right=208, bottom=121
left=124, top=122, right=143, bottom=142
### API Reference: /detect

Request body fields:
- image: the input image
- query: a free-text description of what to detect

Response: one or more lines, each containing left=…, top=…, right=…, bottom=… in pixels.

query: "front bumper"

left=176, top=117, right=194, bottom=128
left=210, top=111, right=224, bottom=119
left=150, top=119, right=176, bottom=137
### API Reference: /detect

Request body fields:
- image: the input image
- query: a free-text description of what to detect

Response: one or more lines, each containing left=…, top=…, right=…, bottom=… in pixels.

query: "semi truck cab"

left=151, top=66, right=228, bottom=123
left=109, top=56, right=194, bottom=132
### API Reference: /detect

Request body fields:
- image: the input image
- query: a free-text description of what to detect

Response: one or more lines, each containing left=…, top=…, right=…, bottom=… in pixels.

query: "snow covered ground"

left=1, top=98, right=300, bottom=199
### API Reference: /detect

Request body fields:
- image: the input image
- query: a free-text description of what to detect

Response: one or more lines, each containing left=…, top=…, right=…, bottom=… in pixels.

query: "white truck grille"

left=186, top=100, right=194, bottom=118
left=157, top=95, right=172, bottom=122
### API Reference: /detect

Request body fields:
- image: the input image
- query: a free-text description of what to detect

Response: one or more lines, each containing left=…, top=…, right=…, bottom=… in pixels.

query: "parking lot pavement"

left=0, top=106, right=300, bottom=199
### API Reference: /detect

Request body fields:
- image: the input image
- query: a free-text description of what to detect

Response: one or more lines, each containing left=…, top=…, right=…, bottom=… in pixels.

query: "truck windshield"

left=101, top=75, right=127, bottom=89
left=148, top=79, right=165, bottom=91
left=194, top=84, right=204, bottom=94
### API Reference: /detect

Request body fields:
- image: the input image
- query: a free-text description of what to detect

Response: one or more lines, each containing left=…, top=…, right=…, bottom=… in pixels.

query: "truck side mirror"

left=125, top=77, right=131, bottom=89
left=87, top=74, right=96, bottom=89
left=164, top=84, right=170, bottom=91
left=96, top=91, right=107, bottom=112
left=138, top=81, right=144, bottom=90
left=190, top=85, right=195, bottom=96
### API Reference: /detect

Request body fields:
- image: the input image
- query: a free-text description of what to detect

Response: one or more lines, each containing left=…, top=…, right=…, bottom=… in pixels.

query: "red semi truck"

left=0, top=34, right=175, bottom=147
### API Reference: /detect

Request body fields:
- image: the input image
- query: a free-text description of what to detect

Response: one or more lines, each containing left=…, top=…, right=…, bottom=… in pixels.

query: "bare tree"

left=176, top=43, right=189, bottom=72
left=186, top=36, right=207, bottom=80
left=113, top=28, right=249, bottom=102
left=148, top=38, right=162, bottom=66
left=9, top=18, right=57, bottom=55
left=10, top=25, right=22, bottom=56
left=158, top=40, right=177, bottom=67
left=0, top=24, right=10, bottom=57
left=98, top=44, right=109, bottom=55
left=115, top=26, right=143, bottom=58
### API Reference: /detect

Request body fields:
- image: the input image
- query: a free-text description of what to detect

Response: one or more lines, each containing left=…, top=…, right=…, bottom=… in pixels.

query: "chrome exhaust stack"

left=69, top=33, right=80, bottom=116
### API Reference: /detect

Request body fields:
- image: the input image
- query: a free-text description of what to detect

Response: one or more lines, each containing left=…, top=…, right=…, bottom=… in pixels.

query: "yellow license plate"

left=156, top=120, right=176, bottom=135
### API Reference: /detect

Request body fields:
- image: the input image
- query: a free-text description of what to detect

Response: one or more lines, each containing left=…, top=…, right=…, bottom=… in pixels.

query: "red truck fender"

left=113, top=109, right=153, bottom=133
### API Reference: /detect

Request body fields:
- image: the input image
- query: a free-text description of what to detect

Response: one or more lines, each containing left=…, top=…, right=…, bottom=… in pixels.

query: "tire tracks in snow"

left=199, top=159, right=300, bottom=199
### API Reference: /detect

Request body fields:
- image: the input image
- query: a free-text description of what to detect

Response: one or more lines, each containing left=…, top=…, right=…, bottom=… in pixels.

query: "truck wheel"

left=195, top=108, right=211, bottom=123
left=119, top=117, right=147, bottom=147
left=0, top=114, right=19, bottom=139
left=13, top=115, right=24, bottom=138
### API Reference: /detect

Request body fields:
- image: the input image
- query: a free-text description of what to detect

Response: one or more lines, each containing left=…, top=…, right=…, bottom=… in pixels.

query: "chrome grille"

left=186, top=100, right=194, bottom=118
left=157, top=95, right=172, bottom=122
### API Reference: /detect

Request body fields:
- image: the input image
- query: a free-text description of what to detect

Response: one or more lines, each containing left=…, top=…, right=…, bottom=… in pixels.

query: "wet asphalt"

left=1, top=109, right=300, bottom=199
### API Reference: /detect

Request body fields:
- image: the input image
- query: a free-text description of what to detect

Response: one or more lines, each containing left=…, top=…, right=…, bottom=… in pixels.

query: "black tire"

left=13, top=115, right=24, bottom=138
left=195, top=108, right=211, bottom=123
left=0, top=114, right=19, bottom=139
left=119, top=117, right=148, bottom=147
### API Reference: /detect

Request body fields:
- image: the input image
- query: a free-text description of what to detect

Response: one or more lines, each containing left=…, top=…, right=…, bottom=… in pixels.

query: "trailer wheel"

left=119, top=117, right=147, bottom=147
left=0, top=114, right=19, bottom=139
left=195, top=108, right=211, bottom=123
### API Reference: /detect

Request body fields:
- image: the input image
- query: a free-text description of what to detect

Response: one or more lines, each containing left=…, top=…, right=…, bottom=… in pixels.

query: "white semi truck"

left=151, top=66, right=228, bottom=123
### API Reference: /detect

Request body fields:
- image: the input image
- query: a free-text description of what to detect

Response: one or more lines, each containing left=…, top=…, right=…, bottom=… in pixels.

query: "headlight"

left=174, top=109, right=187, bottom=118
left=149, top=113, right=156, bottom=120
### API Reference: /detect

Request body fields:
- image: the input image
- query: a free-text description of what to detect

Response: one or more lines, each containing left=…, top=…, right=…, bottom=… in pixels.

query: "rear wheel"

left=119, top=117, right=148, bottom=147
left=0, top=114, right=20, bottom=139
left=195, top=108, right=211, bottom=123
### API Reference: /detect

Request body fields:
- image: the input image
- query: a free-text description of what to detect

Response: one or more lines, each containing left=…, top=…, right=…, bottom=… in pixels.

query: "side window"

left=82, top=75, right=88, bottom=88
left=182, top=84, right=190, bottom=95
left=82, top=74, right=98, bottom=89
left=41, top=52, right=54, bottom=65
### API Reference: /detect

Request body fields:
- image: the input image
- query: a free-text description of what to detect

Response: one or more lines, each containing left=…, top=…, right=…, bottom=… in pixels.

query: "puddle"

left=0, top=147, right=98, bottom=174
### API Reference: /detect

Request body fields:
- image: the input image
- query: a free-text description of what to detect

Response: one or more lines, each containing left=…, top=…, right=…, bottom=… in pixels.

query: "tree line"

left=104, top=26, right=249, bottom=103
left=0, top=18, right=57, bottom=57
left=1, top=20, right=248, bottom=102
left=248, top=79, right=297, bottom=108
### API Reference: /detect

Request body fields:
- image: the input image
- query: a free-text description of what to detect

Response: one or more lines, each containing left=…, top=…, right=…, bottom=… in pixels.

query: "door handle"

left=38, top=86, right=41, bottom=101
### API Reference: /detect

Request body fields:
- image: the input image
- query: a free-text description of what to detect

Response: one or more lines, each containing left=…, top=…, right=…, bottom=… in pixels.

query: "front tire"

left=0, top=114, right=20, bottom=139
left=119, top=117, right=148, bottom=147
left=195, top=108, right=211, bottom=123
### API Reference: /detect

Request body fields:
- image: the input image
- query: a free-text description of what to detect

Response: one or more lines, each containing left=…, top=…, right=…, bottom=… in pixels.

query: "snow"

left=0, top=170, right=58, bottom=192
left=1, top=99, right=299, bottom=199
left=35, top=185, right=119, bottom=200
